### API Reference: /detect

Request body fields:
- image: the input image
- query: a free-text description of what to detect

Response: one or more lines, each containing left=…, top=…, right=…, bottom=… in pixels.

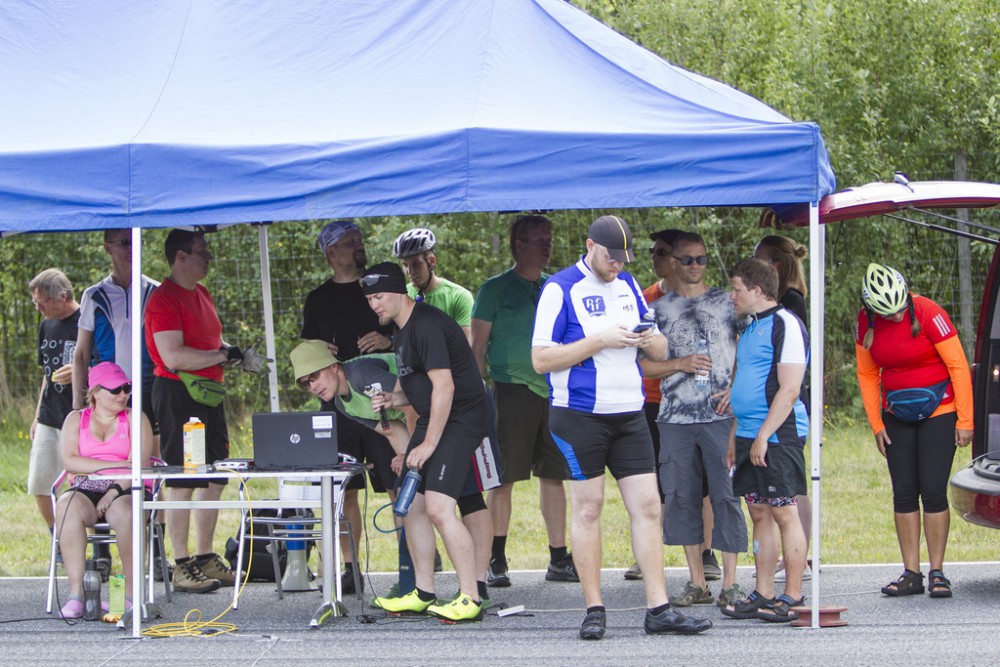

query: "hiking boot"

left=341, top=567, right=362, bottom=595
left=427, top=593, right=484, bottom=623
left=672, top=581, right=714, bottom=607
left=579, top=608, right=606, bottom=640
left=152, top=555, right=174, bottom=583
left=487, top=557, right=511, bottom=588
left=624, top=562, right=643, bottom=581
left=196, top=553, right=236, bottom=587
left=545, top=553, right=579, bottom=582
left=172, top=561, right=222, bottom=593
left=702, top=550, right=721, bottom=581
left=644, top=607, right=713, bottom=635
left=373, top=589, right=433, bottom=616
left=716, top=583, right=747, bottom=607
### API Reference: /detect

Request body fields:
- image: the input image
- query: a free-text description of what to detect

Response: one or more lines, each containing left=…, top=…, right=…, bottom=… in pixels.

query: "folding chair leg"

left=46, top=531, right=59, bottom=614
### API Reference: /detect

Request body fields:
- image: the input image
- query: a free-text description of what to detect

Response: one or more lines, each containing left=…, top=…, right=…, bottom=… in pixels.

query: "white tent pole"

left=808, top=201, right=825, bottom=628
left=130, top=225, right=143, bottom=638
left=257, top=224, right=280, bottom=412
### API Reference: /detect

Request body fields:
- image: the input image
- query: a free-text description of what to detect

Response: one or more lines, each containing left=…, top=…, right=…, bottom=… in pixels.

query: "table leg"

left=311, top=474, right=347, bottom=627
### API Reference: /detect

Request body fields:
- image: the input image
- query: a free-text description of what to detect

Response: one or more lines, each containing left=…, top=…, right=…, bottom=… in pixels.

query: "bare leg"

left=105, top=497, right=134, bottom=598
left=37, top=495, right=55, bottom=529
left=894, top=511, right=922, bottom=573
left=796, top=494, right=812, bottom=557
left=487, top=483, right=513, bottom=537
left=341, top=489, right=362, bottom=566
left=748, top=503, right=778, bottom=599
left=618, top=473, right=668, bottom=608
left=567, top=476, right=606, bottom=608
left=193, top=483, right=223, bottom=555
left=683, top=543, right=705, bottom=588
left=402, top=493, right=437, bottom=594
left=426, top=491, right=478, bottom=600
left=923, top=509, right=950, bottom=571
left=55, top=492, right=97, bottom=597
left=461, top=507, right=494, bottom=582
left=539, top=477, right=568, bottom=548
left=772, top=504, right=806, bottom=601
left=166, top=486, right=194, bottom=560
left=721, top=551, right=738, bottom=588
left=700, top=495, right=713, bottom=552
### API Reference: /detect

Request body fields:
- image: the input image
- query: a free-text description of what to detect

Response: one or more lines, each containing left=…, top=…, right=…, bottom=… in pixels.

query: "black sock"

left=549, top=545, right=567, bottom=564
left=587, top=605, right=606, bottom=614
left=650, top=603, right=671, bottom=615
left=343, top=562, right=355, bottom=572
left=702, top=548, right=712, bottom=557
left=175, top=556, right=192, bottom=566
left=478, top=580, right=489, bottom=600
left=416, top=587, right=436, bottom=602
left=491, top=535, right=507, bottom=562
left=194, top=553, right=213, bottom=565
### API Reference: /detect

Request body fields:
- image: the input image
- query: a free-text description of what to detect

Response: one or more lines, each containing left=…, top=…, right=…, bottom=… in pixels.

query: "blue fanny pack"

left=886, top=380, right=950, bottom=423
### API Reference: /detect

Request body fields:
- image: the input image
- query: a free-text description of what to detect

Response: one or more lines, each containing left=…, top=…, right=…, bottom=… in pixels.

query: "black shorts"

left=407, top=419, right=483, bottom=500
left=140, top=392, right=160, bottom=436
left=152, top=376, right=229, bottom=489
left=731, top=436, right=806, bottom=500
left=68, top=486, right=153, bottom=508
left=335, top=411, right=397, bottom=493
left=548, top=406, right=655, bottom=481
left=494, top=381, right=568, bottom=482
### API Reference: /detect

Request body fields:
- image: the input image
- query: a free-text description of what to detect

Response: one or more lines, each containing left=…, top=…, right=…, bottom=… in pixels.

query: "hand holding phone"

left=632, top=322, right=654, bottom=333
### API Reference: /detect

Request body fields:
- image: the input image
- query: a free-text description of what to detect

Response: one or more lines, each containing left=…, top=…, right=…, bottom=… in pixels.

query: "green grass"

left=3, top=403, right=999, bottom=577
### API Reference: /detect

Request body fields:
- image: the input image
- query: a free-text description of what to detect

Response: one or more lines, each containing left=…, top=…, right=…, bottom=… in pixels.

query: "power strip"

left=498, top=604, right=525, bottom=617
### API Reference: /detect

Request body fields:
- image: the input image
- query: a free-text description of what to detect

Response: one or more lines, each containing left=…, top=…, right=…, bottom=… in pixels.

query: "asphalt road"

left=2, top=562, right=999, bottom=667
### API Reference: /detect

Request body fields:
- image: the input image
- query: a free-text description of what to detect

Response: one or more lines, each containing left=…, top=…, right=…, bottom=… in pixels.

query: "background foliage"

left=1, top=0, right=998, bottom=423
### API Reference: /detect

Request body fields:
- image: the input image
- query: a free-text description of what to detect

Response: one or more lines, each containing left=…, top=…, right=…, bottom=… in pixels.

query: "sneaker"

left=672, top=581, right=714, bottom=607
left=644, top=606, right=713, bottom=635
left=545, top=553, right=579, bottom=582
left=774, top=563, right=812, bottom=583
left=487, top=557, right=511, bottom=588
left=341, top=567, right=362, bottom=595
left=442, top=590, right=495, bottom=611
left=196, top=553, right=236, bottom=587
left=172, top=561, right=222, bottom=593
left=624, top=562, right=643, bottom=581
left=702, top=550, right=721, bottom=581
left=579, top=608, right=606, bottom=640
left=716, top=583, right=747, bottom=608
left=427, top=593, right=484, bottom=623
left=373, top=589, right=433, bottom=616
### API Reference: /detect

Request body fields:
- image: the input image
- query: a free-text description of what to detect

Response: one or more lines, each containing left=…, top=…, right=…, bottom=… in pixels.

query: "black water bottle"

left=83, top=560, right=103, bottom=621
left=393, top=469, right=422, bottom=517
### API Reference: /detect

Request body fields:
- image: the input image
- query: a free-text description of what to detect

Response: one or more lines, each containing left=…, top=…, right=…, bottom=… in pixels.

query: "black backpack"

left=224, top=507, right=316, bottom=582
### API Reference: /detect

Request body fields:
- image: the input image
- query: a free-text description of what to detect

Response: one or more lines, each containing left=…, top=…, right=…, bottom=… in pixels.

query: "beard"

left=353, top=250, right=367, bottom=270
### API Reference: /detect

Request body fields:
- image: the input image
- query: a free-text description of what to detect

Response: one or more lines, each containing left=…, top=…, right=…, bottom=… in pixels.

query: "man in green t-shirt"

left=471, top=214, right=576, bottom=588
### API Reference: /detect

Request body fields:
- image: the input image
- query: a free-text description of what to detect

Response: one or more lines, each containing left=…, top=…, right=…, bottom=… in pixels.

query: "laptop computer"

left=251, top=411, right=339, bottom=471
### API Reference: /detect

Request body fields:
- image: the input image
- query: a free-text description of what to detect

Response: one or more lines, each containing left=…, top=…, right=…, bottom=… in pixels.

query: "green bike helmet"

left=862, top=263, right=908, bottom=316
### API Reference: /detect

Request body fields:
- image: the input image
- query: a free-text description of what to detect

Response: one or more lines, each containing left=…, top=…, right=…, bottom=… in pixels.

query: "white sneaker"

left=774, top=564, right=811, bottom=583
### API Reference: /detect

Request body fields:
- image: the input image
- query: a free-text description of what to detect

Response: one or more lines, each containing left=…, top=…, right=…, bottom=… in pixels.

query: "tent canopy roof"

left=0, top=0, right=835, bottom=233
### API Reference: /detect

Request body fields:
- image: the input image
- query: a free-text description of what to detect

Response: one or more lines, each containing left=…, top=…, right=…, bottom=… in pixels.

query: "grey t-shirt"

left=649, top=286, right=739, bottom=424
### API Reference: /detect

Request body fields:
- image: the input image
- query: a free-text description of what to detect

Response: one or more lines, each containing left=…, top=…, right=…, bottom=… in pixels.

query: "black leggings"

left=883, top=411, right=957, bottom=514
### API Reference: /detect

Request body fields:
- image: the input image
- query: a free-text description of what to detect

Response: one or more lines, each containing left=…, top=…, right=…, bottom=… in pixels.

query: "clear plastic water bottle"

left=695, top=338, right=710, bottom=385
left=83, top=559, right=103, bottom=621
left=393, top=469, right=422, bottom=517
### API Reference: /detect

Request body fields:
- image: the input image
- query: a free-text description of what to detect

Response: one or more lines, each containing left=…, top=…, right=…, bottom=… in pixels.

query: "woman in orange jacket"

left=855, top=263, right=973, bottom=598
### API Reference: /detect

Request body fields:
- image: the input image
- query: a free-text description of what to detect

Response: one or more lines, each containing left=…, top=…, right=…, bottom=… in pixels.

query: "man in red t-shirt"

left=145, top=230, right=240, bottom=594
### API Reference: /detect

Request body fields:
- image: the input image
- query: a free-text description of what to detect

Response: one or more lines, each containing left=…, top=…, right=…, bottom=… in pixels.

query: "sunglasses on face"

left=103, top=383, right=132, bottom=395
left=648, top=247, right=670, bottom=257
left=359, top=274, right=389, bottom=287
left=672, top=255, right=709, bottom=266
left=107, top=239, right=132, bottom=247
left=297, top=371, right=322, bottom=390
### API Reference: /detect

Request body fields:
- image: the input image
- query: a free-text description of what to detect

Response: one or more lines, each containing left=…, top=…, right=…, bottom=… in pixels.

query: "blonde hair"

left=29, top=268, right=74, bottom=301
left=757, top=235, right=808, bottom=299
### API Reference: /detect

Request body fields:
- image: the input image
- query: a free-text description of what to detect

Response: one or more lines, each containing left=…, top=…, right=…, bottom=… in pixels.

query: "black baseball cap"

left=588, top=215, right=634, bottom=263
left=649, top=229, right=682, bottom=246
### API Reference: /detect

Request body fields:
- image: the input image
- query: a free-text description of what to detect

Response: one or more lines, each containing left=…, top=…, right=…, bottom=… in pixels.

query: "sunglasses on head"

left=672, top=255, right=709, bottom=266
left=359, top=274, right=389, bottom=287
left=648, top=247, right=670, bottom=257
left=103, top=383, right=132, bottom=395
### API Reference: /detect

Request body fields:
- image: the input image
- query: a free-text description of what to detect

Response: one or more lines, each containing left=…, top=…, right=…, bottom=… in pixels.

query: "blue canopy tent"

left=0, top=0, right=835, bottom=633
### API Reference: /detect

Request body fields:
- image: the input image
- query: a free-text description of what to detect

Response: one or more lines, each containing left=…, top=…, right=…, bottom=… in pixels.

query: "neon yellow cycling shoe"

left=427, top=593, right=484, bottom=624
left=372, top=589, right=433, bottom=616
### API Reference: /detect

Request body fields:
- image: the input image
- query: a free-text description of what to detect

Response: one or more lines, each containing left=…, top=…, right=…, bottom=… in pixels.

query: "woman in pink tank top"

left=53, top=362, right=153, bottom=619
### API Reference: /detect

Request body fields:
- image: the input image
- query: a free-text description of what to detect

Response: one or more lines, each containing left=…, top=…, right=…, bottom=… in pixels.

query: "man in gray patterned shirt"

left=641, top=231, right=748, bottom=609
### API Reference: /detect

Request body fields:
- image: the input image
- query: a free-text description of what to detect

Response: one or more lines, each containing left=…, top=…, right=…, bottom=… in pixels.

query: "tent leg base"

left=791, top=605, right=847, bottom=627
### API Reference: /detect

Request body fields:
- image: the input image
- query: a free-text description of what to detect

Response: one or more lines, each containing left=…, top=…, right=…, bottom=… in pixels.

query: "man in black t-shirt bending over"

left=363, top=262, right=488, bottom=624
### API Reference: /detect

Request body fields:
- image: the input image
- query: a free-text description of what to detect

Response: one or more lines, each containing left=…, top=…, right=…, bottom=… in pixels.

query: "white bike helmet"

left=862, top=263, right=908, bottom=315
left=393, top=228, right=437, bottom=259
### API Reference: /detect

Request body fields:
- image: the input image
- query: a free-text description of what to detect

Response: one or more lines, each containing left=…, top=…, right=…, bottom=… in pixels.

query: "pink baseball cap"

left=88, top=362, right=130, bottom=390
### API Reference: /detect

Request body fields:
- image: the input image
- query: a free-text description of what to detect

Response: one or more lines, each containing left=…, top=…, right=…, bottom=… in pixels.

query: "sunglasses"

left=103, top=383, right=132, bottom=395
left=648, top=247, right=670, bottom=257
left=672, top=255, right=709, bottom=266
left=297, top=371, right=322, bottom=390
left=359, top=274, right=389, bottom=287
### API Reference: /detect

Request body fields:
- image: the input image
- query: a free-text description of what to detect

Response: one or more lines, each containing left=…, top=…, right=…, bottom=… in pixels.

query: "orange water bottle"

left=183, top=417, right=206, bottom=470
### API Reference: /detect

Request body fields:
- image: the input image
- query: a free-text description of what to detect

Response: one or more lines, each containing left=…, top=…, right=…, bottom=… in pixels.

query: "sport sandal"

left=756, top=594, right=803, bottom=623
left=881, top=569, right=924, bottom=597
left=927, top=569, right=952, bottom=598
left=720, top=589, right=773, bottom=619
